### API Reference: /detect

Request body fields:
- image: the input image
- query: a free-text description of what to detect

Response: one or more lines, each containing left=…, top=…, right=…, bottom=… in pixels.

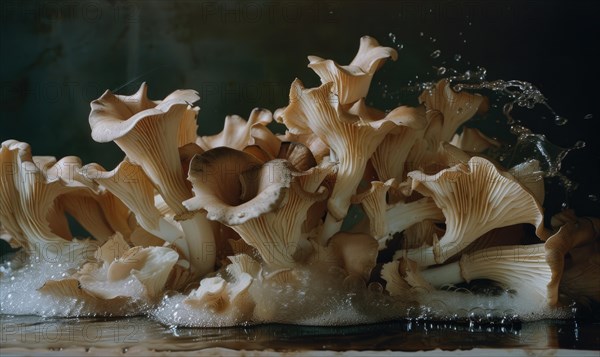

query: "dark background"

left=1, top=0, right=599, bottom=219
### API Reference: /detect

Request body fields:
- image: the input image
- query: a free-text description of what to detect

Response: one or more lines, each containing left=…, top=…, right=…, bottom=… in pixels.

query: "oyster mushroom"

left=450, top=127, right=500, bottom=153
left=395, top=156, right=547, bottom=266
left=352, top=179, right=444, bottom=249
left=0, top=140, right=96, bottom=261
left=308, top=35, right=398, bottom=105
left=89, top=83, right=216, bottom=276
left=276, top=79, right=425, bottom=243
left=39, top=233, right=179, bottom=308
left=417, top=243, right=562, bottom=306
left=509, top=159, right=545, bottom=205
left=381, top=257, right=434, bottom=297
left=419, top=79, right=486, bottom=144
left=80, top=161, right=188, bottom=256
left=185, top=148, right=330, bottom=269
left=196, top=108, right=273, bottom=151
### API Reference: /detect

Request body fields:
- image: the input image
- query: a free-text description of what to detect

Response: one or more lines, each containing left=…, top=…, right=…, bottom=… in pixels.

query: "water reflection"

left=1, top=315, right=598, bottom=353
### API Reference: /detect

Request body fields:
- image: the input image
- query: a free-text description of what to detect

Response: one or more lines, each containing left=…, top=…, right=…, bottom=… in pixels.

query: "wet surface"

left=1, top=315, right=598, bottom=353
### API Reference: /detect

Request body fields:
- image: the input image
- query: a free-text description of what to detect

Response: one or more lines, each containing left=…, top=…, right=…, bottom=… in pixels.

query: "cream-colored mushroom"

left=278, top=130, right=330, bottom=164
left=417, top=243, right=561, bottom=306
left=0, top=140, right=95, bottom=261
left=276, top=79, right=425, bottom=243
left=89, top=83, right=216, bottom=276
left=352, top=179, right=444, bottom=250
left=381, top=258, right=433, bottom=297
left=185, top=148, right=330, bottom=269
left=419, top=80, right=486, bottom=144
left=395, top=156, right=547, bottom=266
left=450, top=127, right=500, bottom=153
left=509, top=159, right=545, bottom=205
left=308, top=35, right=398, bottom=105
left=40, top=233, right=179, bottom=305
left=196, top=108, right=273, bottom=151
left=327, top=232, right=379, bottom=281
left=81, top=161, right=188, bottom=256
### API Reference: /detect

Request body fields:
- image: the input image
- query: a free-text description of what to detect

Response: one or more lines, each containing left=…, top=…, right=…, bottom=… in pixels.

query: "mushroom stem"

left=385, top=198, right=443, bottom=241
left=420, top=261, right=463, bottom=287
left=148, top=218, right=190, bottom=258
left=178, top=213, right=216, bottom=277
left=318, top=214, right=344, bottom=246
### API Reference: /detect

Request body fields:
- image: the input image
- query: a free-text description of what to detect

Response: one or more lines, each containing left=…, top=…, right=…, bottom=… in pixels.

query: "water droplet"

left=437, top=67, right=447, bottom=75
left=454, top=54, right=461, bottom=61
left=419, top=31, right=424, bottom=37
left=588, top=194, right=598, bottom=202
left=573, top=140, right=586, bottom=149
left=561, top=202, right=569, bottom=209
left=430, top=50, right=441, bottom=58
left=583, top=113, right=593, bottom=120
left=397, top=43, right=404, bottom=50
left=554, top=115, right=568, bottom=126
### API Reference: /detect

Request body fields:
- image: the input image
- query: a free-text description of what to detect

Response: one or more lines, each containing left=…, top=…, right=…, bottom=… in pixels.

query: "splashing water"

left=450, top=78, right=585, bottom=199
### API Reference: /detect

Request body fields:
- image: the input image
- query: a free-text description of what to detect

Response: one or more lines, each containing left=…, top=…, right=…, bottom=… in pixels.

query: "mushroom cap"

left=398, top=156, right=547, bottom=266
left=89, top=83, right=199, bottom=143
left=307, top=36, right=398, bottom=105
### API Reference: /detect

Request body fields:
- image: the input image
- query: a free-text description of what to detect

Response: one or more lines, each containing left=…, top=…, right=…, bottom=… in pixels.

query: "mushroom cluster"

left=1, top=36, right=598, bottom=325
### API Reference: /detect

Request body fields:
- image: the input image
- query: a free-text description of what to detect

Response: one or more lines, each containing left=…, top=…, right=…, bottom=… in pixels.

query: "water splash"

left=450, top=77, right=585, bottom=197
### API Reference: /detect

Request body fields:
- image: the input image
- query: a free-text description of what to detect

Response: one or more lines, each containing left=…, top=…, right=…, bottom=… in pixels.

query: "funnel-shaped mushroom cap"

left=461, top=244, right=559, bottom=306
left=545, top=216, right=599, bottom=305
left=328, top=232, right=379, bottom=281
left=0, top=140, right=96, bottom=258
left=509, top=159, right=545, bottom=205
left=89, top=83, right=199, bottom=215
left=415, top=242, right=562, bottom=306
left=450, top=127, right=500, bottom=153
left=81, top=161, right=187, bottom=256
left=308, top=36, right=398, bottom=104
left=560, top=243, right=600, bottom=306
left=40, top=233, right=179, bottom=306
left=351, top=179, right=397, bottom=240
left=184, top=273, right=254, bottom=317
left=185, top=148, right=330, bottom=268
left=381, top=258, right=433, bottom=297
left=397, top=156, right=546, bottom=266
left=419, top=80, right=485, bottom=144
left=277, top=79, right=425, bottom=220
left=196, top=108, right=273, bottom=151
left=371, top=118, right=425, bottom=183
left=277, top=130, right=330, bottom=164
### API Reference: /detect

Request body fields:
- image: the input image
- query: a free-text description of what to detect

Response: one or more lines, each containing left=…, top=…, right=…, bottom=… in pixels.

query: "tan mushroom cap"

left=278, top=79, right=425, bottom=222
left=185, top=148, right=330, bottom=268
left=396, top=156, right=547, bottom=266
left=39, top=233, right=179, bottom=308
left=308, top=36, right=398, bottom=105
left=80, top=160, right=188, bottom=256
left=89, top=83, right=199, bottom=215
left=351, top=179, right=397, bottom=241
left=450, top=127, right=500, bottom=153
left=328, top=232, right=379, bottom=281
left=419, top=79, right=486, bottom=144
left=0, top=140, right=97, bottom=259
left=196, top=108, right=273, bottom=151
